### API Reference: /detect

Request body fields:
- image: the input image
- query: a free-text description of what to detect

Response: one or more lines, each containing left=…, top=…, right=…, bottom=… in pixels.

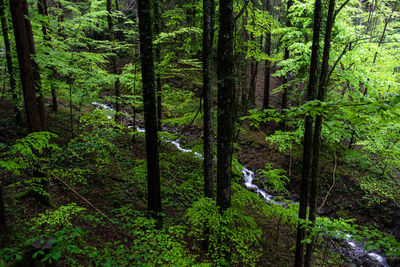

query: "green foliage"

left=29, top=203, right=86, bottom=235
left=87, top=206, right=196, bottom=266
left=359, top=176, right=400, bottom=207
left=257, top=163, right=290, bottom=195
left=0, top=132, right=60, bottom=175
left=186, top=197, right=262, bottom=266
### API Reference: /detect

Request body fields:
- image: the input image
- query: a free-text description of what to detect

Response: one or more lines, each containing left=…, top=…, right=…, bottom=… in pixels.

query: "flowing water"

left=93, top=102, right=391, bottom=267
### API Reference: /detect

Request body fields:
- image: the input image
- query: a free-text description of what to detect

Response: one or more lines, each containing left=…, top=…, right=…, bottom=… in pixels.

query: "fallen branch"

left=52, top=173, right=110, bottom=221
left=319, top=153, right=337, bottom=211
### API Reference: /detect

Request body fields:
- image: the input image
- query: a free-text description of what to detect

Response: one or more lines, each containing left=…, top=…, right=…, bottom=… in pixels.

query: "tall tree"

left=10, top=0, right=45, bottom=132
left=281, top=0, right=293, bottom=111
left=0, top=174, right=5, bottom=234
left=248, top=0, right=257, bottom=108
left=203, top=0, right=215, bottom=198
left=263, top=0, right=272, bottom=109
left=0, top=0, right=20, bottom=122
left=107, top=0, right=121, bottom=122
left=38, top=0, right=58, bottom=113
left=294, top=0, right=322, bottom=264
left=217, top=0, right=234, bottom=211
left=304, top=0, right=336, bottom=265
left=154, top=0, right=162, bottom=131
left=137, top=0, right=162, bottom=226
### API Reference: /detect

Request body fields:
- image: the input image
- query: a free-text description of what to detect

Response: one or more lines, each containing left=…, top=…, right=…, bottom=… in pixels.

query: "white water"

left=94, top=102, right=391, bottom=267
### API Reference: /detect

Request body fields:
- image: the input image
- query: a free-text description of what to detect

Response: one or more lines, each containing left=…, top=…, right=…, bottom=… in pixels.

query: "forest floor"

left=1, top=66, right=399, bottom=266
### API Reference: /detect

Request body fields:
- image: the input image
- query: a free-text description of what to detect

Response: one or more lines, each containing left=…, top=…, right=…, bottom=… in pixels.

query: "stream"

left=93, top=102, right=391, bottom=266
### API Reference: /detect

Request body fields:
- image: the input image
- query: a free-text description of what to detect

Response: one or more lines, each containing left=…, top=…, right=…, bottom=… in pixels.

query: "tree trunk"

left=281, top=0, right=292, bottom=112
left=0, top=174, right=5, bottom=234
left=294, top=0, right=322, bottom=265
left=203, top=0, right=215, bottom=199
left=23, top=1, right=46, bottom=130
left=263, top=0, right=272, bottom=110
left=138, top=0, right=162, bottom=227
left=0, top=0, right=20, bottom=122
left=10, top=0, right=44, bottom=132
left=304, top=0, right=336, bottom=265
left=217, top=0, right=234, bottom=211
left=107, top=0, right=121, bottom=123
left=38, top=0, right=58, bottom=113
left=241, top=10, right=249, bottom=109
left=154, top=0, right=162, bottom=131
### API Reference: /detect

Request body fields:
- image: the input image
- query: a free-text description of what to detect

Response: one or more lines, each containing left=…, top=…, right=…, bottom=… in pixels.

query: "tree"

left=154, top=0, right=162, bottom=131
left=38, top=0, right=58, bottom=113
left=216, top=0, right=234, bottom=211
left=262, top=0, right=272, bottom=110
left=294, top=0, right=322, bottom=264
left=10, top=0, right=46, bottom=132
left=0, top=0, right=20, bottom=122
left=304, top=0, right=336, bottom=265
left=203, top=0, right=215, bottom=199
left=137, top=0, right=162, bottom=227
left=281, top=0, right=293, bottom=112
left=106, top=0, right=121, bottom=122
left=0, top=174, right=5, bottom=234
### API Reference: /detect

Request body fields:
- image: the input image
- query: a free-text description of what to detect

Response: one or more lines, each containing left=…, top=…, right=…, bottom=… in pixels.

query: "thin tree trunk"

left=10, top=0, right=44, bottom=132
left=69, top=83, right=74, bottom=138
left=0, top=0, right=20, bottom=122
left=294, top=0, right=322, bottom=264
left=138, top=0, right=162, bottom=227
left=263, top=0, right=271, bottom=109
left=241, top=10, right=249, bottom=108
left=217, top=0, right=234, bottom=211
left=107, top=0, right=121, bottom=123
left=154, top=0, right=162, bottom=131
left=203, top=0, right=215, bottom=199
left=248, top=0, right=257, bottom=107
left=281, top=0, right=293, bottom=111
left=38, top=0, right=58, bottom=113
left=371, top=1, right=397, bottom=64
left=0, top=173, right=5, bottom=234
left=304, top=0, right=336, bottom=265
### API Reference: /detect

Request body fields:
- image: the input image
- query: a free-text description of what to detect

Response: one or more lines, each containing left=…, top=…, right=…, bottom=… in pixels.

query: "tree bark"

left=38, top=0, right=58, bottom=113
left=0, top=0, right=20, bottom=122
left=203, top=0, right=215, bottom=199
left=0, top=174, right=5, bottom=234
left=23, top=1, right=46, bottom=130
left=294, top=0, right=322, bottom=265
left=304, top=0, right=336, bottom=265
left=262, top=0, right=272, bottom=109
left=138, top=0, right=162, bottom=227
left=217, top=0, right=234, bottom=211
left=154, top=0, right=162, bottom=131
left=10, top=0, right=44, bottom=132
left=202, top=0, right=215, bottom=198
left=107, top=0, right=121, bottom=123
left=281, top=0, right=293, bottom=112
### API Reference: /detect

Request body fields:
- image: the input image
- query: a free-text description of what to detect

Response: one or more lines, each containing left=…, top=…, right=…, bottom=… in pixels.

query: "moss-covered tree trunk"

left=217, top=0, right=234, bottom=211
left=137, top=0, right=162, bottom=227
